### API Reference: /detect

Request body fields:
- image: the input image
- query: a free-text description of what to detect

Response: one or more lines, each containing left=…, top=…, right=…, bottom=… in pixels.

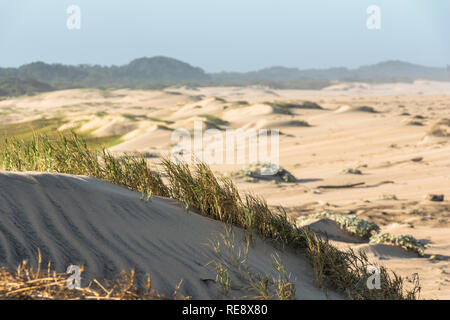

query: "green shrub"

left=353, top=106, right=378, bottom=113
left=289, top=120, right=311, bottom=127
left=369, top=234, right=425, bottom=257
left=297, top=212, right=380, bottom=239
left=228, top=162, right=296, bottom=183
left=342, top=168, right=362, bottom=175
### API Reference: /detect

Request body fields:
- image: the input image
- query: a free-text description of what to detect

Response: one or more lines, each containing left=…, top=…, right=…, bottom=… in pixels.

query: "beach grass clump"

left=406, top=120, right=424, bottom=126
left=303, top=232, right=420, bottom=300
left=0, top=133, right=169, bottom=198
left=0, top=133, right=420, bottom=300
left=298, top=101, right=322, bottom=109
left=289, top=120, right=311, bottom=127
left=156, top=124, right=173, bottom=131
left=353, top=106, right=378, bottom=113
left=369, top=233, right=425, bottom=257
left=254, top=162, right=296, bottom=183
left=342, top=168, right=362, bottom=175
left=95, top=111, right=108, bottom=117
left=381, top=194, right=398, bottom=200
left=297, top=212, right=380, bottom=239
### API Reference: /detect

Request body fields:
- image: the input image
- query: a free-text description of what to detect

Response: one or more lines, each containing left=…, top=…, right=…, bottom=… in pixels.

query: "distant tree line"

left=1, top=57, right=448, bottom=96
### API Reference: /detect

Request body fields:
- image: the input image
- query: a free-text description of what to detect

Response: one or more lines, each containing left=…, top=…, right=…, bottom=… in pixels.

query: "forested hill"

left=0, top=57, right=448, bottom=95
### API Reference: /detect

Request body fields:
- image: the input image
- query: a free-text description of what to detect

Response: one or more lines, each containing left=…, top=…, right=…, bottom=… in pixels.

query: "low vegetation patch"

left=0, top=118, right=122, bottom=150
left=148, top=117, right=175, bottom=125
left=264, top=101, right=322, bottom=115
left=121, top=113, right=150, bottom=121
left=406, top=120, right=424, bottom=126
left=369, top=234, right=425, bottom=257
left=0, top=118, right=65, bottom=140
left=289, top=120, right=311, bottom=127
left=297, top=212, right=380, bottom=239
left=353, top=106, right=378, bottom=113
left=210, top=227, right=296, bottom=299
left=0, top=78, right=54, bottom=97
left=342, top=168, right=362, bottom=175
left=381, top=194, right=398, bottom=200
left=95, top=111, right=108, bottom=117
left=200, top=114, right=229, bottom=129
left=156, top=124, right=173, bottom=131
left=298, top=212, right=425, bottom=257
left=227, top=162, right=296, bottom=183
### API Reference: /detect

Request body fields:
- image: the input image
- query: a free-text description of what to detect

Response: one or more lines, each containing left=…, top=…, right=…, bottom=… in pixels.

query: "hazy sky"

left=1, top=0, right=449, bottom=72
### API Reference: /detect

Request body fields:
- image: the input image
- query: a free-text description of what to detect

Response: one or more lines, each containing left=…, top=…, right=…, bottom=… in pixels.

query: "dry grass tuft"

left=0, top=252, right=188, bottom=300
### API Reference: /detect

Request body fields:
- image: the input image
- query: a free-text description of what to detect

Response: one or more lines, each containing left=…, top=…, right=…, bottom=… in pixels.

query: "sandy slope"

left=0, top=171, right=337, bottom=300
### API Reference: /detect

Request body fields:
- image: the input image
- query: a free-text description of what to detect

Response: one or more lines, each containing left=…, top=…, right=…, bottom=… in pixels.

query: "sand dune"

left=0, top=171, right=337, bottom=300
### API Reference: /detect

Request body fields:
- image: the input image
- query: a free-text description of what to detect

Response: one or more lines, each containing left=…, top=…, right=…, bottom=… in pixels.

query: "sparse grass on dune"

left=0, top=118, right=65, bottom=140
left=353, top=106, right=378, bottom=113
left=148, top=117, right=175, bottom=125
left=210, top=226, right=296, bottom=299
left=199, top=114, right=229, bottom=129
left=289, top=119, right=311, bottom=127
left=0, top=118, right=122, bottom=151
left=264, top=101, right=322, bottom=115
left=121, top=113, right=149, bottom=121
left=0, top=133, right=420, bottom=300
